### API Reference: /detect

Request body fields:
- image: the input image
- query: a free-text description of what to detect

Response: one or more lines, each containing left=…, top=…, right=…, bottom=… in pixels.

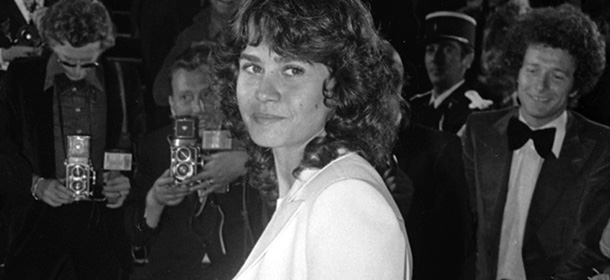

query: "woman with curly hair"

left=210, top=0, right=411, bottom=278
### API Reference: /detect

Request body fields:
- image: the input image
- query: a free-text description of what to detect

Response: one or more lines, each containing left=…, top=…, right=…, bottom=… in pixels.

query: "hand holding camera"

left=1, top=45, right=42, bottom=62
left=148, top=169, right=190, bottom=207
left=186, top=151, right=248, bottom=198
left=32, top=178, right=74, bottom=207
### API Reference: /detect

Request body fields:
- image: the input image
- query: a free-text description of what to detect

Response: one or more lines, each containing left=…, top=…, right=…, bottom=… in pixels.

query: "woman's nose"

left=255, top=75, right=281, bottom=102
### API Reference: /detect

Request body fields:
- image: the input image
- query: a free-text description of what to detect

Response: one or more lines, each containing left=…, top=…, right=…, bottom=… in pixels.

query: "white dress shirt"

left=496, top=110, right=567, bottom=280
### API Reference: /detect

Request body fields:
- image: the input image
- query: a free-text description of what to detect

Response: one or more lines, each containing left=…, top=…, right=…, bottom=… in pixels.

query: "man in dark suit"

left=410, top=11, right=497, bottom=135
left=463, top=4, right=610, bottom=279
left=394, top=123, right=473, bottom=280
left=124, top=44, right=267, bottom=280
left=382, top=38, right=473, bottom=280
left=0, top=0, right=143, bottom=278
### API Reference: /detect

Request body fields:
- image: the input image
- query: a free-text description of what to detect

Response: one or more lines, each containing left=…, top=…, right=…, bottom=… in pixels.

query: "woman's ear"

left=323, top=77, right=339, bottom=108
left=323, top=77, right=336, bottom=98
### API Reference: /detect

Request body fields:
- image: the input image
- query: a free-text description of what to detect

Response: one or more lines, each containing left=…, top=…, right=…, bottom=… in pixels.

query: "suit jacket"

left=233, top=153, right=412, bottom=280
left=124, top=124, right=267, bottom=280
left=394, top=123, right=473, bottom=280
left=410, top=81, right=497, bottom=134
left=462, top=107, right=610, bottom=280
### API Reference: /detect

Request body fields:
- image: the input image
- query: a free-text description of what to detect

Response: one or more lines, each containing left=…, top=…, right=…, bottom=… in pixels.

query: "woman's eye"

left=241, top=63, right=262, bottom=74
left=284, top=66, right=304, bottom=77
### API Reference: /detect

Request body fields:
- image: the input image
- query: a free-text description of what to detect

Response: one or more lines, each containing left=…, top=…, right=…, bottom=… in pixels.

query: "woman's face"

left=236, top=43, right=333, bottom=153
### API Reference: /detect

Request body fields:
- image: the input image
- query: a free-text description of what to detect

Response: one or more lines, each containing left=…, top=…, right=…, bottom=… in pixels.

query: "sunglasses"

left=57, top=59, right=99, bottom=69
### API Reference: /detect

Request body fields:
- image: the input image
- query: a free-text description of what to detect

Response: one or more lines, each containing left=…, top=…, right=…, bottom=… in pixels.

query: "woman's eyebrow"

left=239, top=53, right=260, bottom=62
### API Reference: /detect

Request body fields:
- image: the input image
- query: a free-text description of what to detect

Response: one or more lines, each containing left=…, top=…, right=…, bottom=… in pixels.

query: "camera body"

left=65, top=135, right=96, bottom=201
left=14, top=24, right=42, bottom=47
left=170, top=116, right=203, bottom=184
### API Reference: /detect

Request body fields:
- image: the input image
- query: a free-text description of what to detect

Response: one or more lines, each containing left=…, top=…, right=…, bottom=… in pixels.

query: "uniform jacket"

left=462, top=107, right=610, bottom=280
left=410, top=81, right=496, bottom=134
left=233, top=153, right=412, bottom=280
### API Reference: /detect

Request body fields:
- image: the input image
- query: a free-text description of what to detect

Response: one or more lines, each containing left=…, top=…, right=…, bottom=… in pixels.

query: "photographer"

left=124, top=44, right=266, bottom=280
left=0, top=0, right=143, bottom=278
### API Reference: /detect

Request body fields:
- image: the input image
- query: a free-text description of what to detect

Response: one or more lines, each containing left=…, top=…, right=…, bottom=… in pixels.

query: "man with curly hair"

left=462, top=4, right=610, bottom=280
left=0, top=0, right=143, bottom=278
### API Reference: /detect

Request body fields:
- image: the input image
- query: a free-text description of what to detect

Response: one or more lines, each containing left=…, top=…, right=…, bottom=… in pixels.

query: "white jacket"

left=233, top=153, right=412, bottom=280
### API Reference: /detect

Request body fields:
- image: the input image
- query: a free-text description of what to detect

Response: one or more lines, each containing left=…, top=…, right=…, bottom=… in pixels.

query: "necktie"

left=507, top=117, right=556, bottom=159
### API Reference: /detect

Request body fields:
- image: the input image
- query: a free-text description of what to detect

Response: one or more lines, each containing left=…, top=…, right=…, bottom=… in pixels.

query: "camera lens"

left=72, top=165, right=85, bottom=177
left=176, top=147, right=192, bottom=161
left=175, top=162, right=192, bottom=177
left=72, top=181, right=84, bottom=191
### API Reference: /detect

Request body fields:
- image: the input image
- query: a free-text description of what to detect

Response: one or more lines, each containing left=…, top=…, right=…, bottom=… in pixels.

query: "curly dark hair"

left=211, top=0, right=404, bottom=201
left=40, top=0, right=115, bottom=49
left=498, top=4, right=605, bottom=105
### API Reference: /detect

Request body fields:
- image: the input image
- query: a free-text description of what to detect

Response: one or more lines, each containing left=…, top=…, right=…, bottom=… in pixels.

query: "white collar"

left=14, top=0, right=44, bottom=23
left=429, top=80, right=465, bottom=108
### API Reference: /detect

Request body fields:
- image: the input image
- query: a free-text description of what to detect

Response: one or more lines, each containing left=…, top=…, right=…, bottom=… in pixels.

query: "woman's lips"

left=252, top=112, right=284, bottom=125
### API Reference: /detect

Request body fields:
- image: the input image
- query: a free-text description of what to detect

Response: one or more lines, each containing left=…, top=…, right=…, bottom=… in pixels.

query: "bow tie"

left=507, top=117, right=556, bottom=159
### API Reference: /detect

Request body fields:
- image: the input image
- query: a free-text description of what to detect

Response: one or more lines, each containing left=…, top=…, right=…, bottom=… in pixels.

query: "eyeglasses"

left=57, top=59, right=99, bottom=69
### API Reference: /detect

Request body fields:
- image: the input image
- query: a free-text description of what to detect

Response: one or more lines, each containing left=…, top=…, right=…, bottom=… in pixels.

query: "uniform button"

left=75, top=108, right=81, bottom=112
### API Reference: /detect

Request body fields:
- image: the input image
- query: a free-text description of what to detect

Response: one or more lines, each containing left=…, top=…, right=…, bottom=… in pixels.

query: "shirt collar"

left=14, top=0, right=44, bottom=22
left=429, top=80, right=465, bottom=108
left=44, top=52, right=104, bottom=91
left=518, top=110, right=567, bottom=158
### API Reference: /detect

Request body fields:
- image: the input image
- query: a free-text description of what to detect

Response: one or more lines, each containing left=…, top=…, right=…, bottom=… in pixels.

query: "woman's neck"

left=273, top=148, right=303, bottom=198
left=272, top=128, right=327, bottom=198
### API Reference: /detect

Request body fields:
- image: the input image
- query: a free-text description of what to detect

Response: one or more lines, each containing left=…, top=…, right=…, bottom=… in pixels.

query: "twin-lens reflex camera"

left=169, top=115, right=233, bottom=189
left=170, top=116, right=203, bottom=185
left=65, top=135, right=95, bottom=201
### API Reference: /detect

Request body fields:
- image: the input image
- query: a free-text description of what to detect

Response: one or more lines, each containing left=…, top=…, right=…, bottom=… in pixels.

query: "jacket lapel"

left=524, top=112, right=590, bottom=237
left=481, top=110, right=515, bottom=234
left=233, top=184, right=306, bottom=278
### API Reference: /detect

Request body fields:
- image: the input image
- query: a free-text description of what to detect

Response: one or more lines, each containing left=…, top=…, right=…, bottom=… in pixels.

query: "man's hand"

left=103, top=171, right=130, bottom=208
left=148, top=169, right=190, bottom=207
left=1, top=45, right=42, bottom=62
left=187, top=151, right=248, bottom=198
left=144, top=169, right=190, bottom=228
left=34, top=178, right=73, bottom=207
